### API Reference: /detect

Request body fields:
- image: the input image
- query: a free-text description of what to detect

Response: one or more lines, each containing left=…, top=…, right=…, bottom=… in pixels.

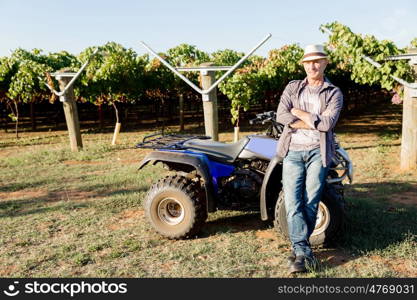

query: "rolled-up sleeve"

left=276, top=83, right=298, bottom=125
left=310, top=88, right=343, bottom=132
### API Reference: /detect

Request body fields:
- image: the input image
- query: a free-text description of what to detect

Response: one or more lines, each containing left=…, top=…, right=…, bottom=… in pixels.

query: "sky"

left=0, top=0, right=416, bottom=58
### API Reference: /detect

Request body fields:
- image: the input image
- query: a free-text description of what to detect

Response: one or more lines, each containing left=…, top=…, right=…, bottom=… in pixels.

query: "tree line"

left=0, top=22, right=415, bottom=137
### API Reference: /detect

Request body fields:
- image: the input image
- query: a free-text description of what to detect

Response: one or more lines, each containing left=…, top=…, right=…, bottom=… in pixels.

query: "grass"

left=0, top=103, right=416, bottom=278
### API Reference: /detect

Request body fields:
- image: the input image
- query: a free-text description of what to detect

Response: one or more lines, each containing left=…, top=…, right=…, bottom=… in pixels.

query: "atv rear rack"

left=136, top=132, right=211, bottom=150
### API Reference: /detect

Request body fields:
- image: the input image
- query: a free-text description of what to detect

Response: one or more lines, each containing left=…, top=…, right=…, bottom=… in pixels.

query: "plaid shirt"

left=275, top=77, right=343, bottom=167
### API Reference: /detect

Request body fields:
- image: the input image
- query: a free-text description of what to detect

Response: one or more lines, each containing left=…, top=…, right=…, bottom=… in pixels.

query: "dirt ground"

left=0, top=102, right=416, bottom=277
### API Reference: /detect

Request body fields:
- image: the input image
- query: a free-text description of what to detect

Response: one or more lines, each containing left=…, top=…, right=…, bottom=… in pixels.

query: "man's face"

left=302, top=58, right=328, bottom=81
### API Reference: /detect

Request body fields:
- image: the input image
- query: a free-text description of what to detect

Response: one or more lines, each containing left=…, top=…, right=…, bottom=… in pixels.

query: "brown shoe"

left=289, top=255, right=319, bottom=273
left=287, top=251, right=296, bottom=267
left=289, top=255, right=307, bottom=273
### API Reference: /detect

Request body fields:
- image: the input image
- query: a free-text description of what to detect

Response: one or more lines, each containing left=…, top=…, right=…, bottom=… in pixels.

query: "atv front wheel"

left=144, top=175, right=207, bottom=239
left=274, top=184, right=345, bottom=246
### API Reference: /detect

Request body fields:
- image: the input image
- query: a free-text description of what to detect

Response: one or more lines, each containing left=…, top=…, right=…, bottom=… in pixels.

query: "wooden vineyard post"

left=400, top=49, right=417, bottom=170
left=179, top=93, right=184, bottom=131
left=200, top=63, right=219, bottom=141
left=234, top=126, right=240, bottom=142
left=57, top=75, right=83, bottom=151
left=40, top=49, right=97, bottom=151
left=111, top=123, right=121, bottom=145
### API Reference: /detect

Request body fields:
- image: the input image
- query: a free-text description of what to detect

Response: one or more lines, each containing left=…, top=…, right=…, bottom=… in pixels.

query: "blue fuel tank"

left=238, top=135, right=278, bottom=161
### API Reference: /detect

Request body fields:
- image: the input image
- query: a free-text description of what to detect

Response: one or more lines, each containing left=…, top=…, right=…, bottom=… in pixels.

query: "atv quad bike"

left=137, top=111, right=353, bottom=246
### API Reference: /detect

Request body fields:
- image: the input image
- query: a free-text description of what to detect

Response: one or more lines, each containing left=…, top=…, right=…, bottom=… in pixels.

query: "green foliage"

left=8, top=113, right=17, bottom=122
left=1, top=49, right=48, bottom=104
left=144, top=53, right=175, bottom=100
left=220, top=71, right=263, bottom=124
left=321, top=22, right=414, bottom=93
left=0, top=48, right=76, bottom=133
left=78, top=42, right=145, bottom=106
left=167, top=44, right=209, bottom=95
left=0, top=23, right=415, bottom=127
left=260, top=44, right=305, bottom=91
left=219, top=56, right=266, bottom=125
left=211, top=49, right=244, bottom=67
left=218, top=45, right=304, bottom=125
left=0, top=48, right=76, bottom=105
left=142, top=44, right=210, bottom=102
left=46, top=51, right=78, bottom=71
left=7, top=58, right=48, bottom=103
left=166, top=44, right=209, bottom=67
left=0, top=56, right=16, bottom=97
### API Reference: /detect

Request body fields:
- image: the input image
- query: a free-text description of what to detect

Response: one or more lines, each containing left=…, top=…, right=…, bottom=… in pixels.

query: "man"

left=276, top=44, right=343, bottom=273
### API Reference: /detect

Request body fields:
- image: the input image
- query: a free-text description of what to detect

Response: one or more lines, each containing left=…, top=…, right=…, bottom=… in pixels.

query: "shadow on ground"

left=342, top=181, right=417, bottom=252
left=0, top=186, right=147, bottom=218
left=336, top=104, right=402, bottom=135
left=196, top=180, right=416, bottom=271
left=202, top=211, right=269, bottom=236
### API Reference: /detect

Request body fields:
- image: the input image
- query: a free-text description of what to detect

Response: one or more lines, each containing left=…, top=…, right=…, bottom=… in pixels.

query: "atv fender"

left=260, top=156, right=282, bottom=221
left=138, top=151, right=216, bottom=212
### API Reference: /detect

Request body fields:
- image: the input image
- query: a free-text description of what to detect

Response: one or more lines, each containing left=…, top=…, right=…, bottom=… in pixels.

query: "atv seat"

left=183, top=137, right=249, bottom=163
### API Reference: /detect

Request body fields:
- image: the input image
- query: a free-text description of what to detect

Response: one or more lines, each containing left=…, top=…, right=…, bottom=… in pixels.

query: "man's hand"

left=290, top=108, right=314, bottom=129
left=289, top=120, right=312, bottom=129
left=290, top=108, right=299, bottom=116
left=291, top=108, right=307, bottom=119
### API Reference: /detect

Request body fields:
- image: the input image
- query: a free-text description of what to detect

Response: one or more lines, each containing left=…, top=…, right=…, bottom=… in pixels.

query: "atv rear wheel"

left=144, top=175, right=207, bottom=239
left=274, top=183, right=345, bottom=246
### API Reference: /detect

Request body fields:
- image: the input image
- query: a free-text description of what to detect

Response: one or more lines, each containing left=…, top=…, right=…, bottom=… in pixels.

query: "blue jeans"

left=282, top=148, right=328, bottom=258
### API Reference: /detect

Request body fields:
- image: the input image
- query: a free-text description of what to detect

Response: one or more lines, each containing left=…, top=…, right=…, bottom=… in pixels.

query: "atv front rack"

left=136, top=132, right=211, bottom=150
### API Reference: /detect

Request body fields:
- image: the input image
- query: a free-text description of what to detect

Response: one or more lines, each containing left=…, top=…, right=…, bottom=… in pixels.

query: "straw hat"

left=301, top=44, right=328, bottom=62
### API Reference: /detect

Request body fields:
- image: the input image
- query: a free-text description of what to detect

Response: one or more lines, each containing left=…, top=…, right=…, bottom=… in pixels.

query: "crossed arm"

left=289, top=108, right=314, bottom=129
left=276, top=84, right=343, bottom=132
left=288, top=109, right=312, bottom=129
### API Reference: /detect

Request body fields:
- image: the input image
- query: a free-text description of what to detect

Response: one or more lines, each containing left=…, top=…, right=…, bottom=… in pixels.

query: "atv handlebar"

left=249, top=111, right=284, bottom=138
left=249, top=111, right=277, bottom=125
